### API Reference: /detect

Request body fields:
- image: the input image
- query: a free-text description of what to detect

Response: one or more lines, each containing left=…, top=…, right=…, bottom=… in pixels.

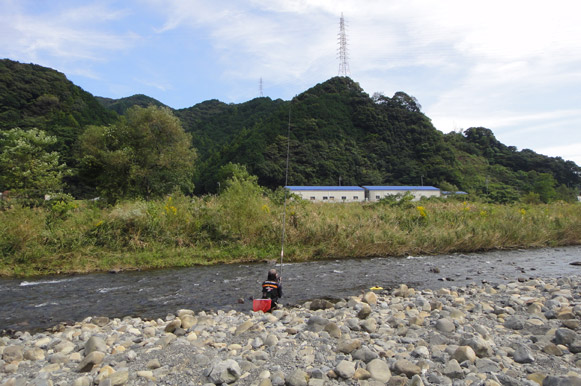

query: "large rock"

left=542, top=375, right=581, bottom=386
left=460, top=335, right=493, bottom=358
left=353, top=347, right=379, bottom=363
left=2, top=346, right=23, bottom=363
left=363, top=292, right=378, bottom=305
left=206, top=359, right=241, bottom=384
left=393, top=359, right=421, bottom=378
left=335, top=360, right=356, bottom=379
left=443, top=359, right=464, bottom=379
left=234, top=320, right=254, bottom=336
left=309, top=299, right=334, bottom=310
left=286, top=369, right=308, bottom=386
left=452, top=346, right=476, bottom=363
left=366, top=359, right=391, bottom=382
left=504, top=316, right=525, bottom=330
left=164, top=319, right=181, bottom=333
left=554, top=329, right=577, bottom=346
left=23, top=347, right=45, bottom=361
left=435, top=318, right=455, bottom=333
left=337, top=339, right=361, bottom=354
left=84, top=336, right=107, bottom=355
left=323, top=322, right=342, bottom=339
left=76, top=351, right=105, bottom=372
left=358, top=304, right=372, bottom=319
left=513, top=344, right=535, bottom=364
left=307, top=316, right=329, bottom=332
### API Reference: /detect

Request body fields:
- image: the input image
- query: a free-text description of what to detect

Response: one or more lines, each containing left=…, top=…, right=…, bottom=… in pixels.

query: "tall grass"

left=1, top=185, right=580, bottom=277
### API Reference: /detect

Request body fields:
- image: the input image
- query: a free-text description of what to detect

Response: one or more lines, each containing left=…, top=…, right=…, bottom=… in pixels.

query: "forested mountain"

left=1, top=59, right=579, bottom=203
left=95, top=94, right=167, bottom=115
left=0, top=59, right=117, bottom=168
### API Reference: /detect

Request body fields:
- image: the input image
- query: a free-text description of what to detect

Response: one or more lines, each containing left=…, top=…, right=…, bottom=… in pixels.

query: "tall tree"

left=0, top=128, right=70, bottom=204
left=78, top=106, right=197, bottom=203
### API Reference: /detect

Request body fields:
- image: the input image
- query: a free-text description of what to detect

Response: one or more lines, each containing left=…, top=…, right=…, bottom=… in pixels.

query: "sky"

left=1, top=0, right=581, bottom=166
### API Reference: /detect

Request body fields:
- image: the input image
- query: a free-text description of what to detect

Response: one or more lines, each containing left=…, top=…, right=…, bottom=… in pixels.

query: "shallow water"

left=1, top=246, right=580, bottom=332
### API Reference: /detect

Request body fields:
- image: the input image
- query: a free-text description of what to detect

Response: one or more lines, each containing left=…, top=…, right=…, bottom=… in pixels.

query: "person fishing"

left=261, top=268, right=283, bottom=309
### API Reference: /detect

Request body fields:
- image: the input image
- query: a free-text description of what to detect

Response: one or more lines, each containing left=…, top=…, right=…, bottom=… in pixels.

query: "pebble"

left=1, top=276, right=580, bottom=385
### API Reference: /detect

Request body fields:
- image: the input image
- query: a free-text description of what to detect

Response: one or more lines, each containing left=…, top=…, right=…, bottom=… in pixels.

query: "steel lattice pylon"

left=338, top=13, right=350, bottom=76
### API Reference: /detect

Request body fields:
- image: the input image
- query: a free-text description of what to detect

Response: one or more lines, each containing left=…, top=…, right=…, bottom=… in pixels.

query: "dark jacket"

left=262, top=280, right=282, bottom=302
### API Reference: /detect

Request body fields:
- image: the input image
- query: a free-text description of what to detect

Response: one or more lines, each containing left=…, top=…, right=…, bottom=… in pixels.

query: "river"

left=1, top=246, right=580, bottom=333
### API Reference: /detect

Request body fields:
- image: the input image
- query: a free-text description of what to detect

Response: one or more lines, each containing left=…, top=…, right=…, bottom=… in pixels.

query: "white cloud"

left=0, top=0, right=139, bottom=63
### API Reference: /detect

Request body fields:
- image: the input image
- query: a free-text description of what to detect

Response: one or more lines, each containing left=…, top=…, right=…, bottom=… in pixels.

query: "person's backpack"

left=262, top=281, right=279, bottom=300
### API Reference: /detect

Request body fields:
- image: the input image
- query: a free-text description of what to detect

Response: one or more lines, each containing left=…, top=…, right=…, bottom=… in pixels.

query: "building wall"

left=290, top=189, right=365, bottom=203
left=365, top=188, right=441, bottom=202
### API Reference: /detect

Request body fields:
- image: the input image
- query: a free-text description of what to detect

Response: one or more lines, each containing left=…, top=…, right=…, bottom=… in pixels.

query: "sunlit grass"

left=1, top=188, right=580, bottom=277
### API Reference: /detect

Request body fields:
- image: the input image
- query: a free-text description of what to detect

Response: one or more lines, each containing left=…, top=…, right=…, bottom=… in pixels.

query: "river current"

left=1, top=246, right=580, bottom=333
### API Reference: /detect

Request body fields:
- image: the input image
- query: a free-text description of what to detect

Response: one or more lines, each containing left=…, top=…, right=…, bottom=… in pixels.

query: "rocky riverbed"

left=1, top=276, right=581, bottom=386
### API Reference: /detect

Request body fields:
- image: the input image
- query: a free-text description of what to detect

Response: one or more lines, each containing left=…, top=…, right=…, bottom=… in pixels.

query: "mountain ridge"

left=1, top=58, right=579, bottom=202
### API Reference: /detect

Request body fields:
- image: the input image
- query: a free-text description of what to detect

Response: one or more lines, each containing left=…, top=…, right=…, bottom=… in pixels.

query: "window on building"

left=310, top=197, right=315, bottom=200
left=375, top=195, right=380, bottom=200
left=341, top=196, right=347, bottom=200
left=323, top=196, right=328, bottom=200
left=329, top=196, right=335, bottom=201
left=353, top=196, right=359, bottom=200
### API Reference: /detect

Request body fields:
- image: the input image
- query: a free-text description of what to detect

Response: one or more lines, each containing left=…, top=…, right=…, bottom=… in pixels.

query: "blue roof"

left=362, top=186, right=440, bottom=191
left=442, top=191, right=468, bottom=195
left=285, top=186, right=364, bottom=191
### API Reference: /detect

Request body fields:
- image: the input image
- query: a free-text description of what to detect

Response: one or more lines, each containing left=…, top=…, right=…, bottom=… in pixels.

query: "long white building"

left=286, top=185, right=441, bottom=202
left=285, top=186, right=365, bottom=202
left=363, top=186, right=441, bottom=202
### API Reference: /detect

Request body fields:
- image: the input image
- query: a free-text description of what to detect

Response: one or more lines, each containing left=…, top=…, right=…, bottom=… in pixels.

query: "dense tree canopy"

left=1, top=59, right=580, bottom=204
left=78, top=106, right=197, bottom=203
left=0, top=128, right=70, bottom=204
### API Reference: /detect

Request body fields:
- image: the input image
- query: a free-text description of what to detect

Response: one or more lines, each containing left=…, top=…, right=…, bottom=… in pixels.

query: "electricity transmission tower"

left=337, top=13, right=350, bottom=76
left=259, top=77, right=264, bottom=97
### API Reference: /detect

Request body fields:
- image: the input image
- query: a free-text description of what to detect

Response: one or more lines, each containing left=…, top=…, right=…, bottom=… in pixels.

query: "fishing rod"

left=279, top=100, right=292, bottom=282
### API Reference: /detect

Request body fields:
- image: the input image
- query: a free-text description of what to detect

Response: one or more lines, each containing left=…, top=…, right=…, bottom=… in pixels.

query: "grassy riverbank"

left=1, top=184, right=580, bottom=277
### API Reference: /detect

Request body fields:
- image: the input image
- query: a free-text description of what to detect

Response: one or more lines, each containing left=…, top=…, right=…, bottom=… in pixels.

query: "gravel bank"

left=1, top=276, right=580, bottom=386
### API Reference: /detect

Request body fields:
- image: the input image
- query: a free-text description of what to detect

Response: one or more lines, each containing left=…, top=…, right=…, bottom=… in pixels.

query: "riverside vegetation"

left=1, top=178, right=580, bottom=277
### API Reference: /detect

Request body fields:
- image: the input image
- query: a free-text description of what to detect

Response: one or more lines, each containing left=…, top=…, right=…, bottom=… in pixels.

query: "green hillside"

left=0, top=59, right=117, bottom=165
left=96, top=94, right=168, bottom=115
left=1, top=59, right=579, bottom=203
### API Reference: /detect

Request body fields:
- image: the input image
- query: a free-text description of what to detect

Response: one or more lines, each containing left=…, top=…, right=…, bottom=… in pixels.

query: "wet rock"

left=309, top=299, right=334, bottom=310
left=164, top=319, right=181, bottom=333
left=90, top=317, right=110, bottom=327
